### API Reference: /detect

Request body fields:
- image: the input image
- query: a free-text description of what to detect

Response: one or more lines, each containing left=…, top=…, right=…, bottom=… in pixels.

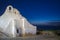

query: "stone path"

left=0, top=32, right=60, bottom=40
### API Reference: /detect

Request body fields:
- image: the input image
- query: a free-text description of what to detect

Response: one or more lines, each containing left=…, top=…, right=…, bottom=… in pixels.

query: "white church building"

left=0, top=5, right=36, bottom=37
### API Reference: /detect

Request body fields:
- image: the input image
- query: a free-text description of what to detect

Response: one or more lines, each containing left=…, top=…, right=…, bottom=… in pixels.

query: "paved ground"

left=0, top=34, right=60, bottom=40
left=0, top=32, right=60, bottom=40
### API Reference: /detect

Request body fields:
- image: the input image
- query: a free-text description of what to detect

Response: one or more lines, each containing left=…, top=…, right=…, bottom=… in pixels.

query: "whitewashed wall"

left=0, top=5, right=37, bottom=37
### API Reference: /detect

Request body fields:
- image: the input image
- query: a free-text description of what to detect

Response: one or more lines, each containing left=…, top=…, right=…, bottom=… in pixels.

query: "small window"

left=9, top=7, right=11, bottom=10
left=15, top=12, right=16, bottom=14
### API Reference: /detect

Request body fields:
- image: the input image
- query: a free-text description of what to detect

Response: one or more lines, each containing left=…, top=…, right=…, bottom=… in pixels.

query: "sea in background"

left=36, top=25, right=60, bottom=30
left=32, top=22, right=60, bottom=30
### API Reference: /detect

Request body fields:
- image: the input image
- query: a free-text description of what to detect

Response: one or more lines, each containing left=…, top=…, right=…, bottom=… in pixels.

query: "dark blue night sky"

left=0, top=0, right=60, bottom=24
